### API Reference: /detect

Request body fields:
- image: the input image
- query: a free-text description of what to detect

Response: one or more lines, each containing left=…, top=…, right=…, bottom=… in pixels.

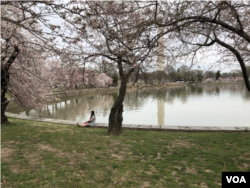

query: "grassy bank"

left=1, top=118, right=250, bottom=188
left=48, top=82, right=184, bottom=98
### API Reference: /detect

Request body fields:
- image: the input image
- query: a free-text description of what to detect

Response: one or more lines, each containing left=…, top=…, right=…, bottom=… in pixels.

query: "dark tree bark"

left=108, top=78, right=127, bottom=134
left=1, top=69, right=11, bottom=125
left=214, top=36, right=250, bottom=92
left=108, top=56, right=135, bottom=134
left=1, top=46, right=19, bottom=124
left=1, top=100, right=9, bottom=125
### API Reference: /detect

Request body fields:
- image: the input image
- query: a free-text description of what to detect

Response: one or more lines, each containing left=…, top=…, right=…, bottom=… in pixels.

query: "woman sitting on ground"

left=77, top=111, right=96, bottom=127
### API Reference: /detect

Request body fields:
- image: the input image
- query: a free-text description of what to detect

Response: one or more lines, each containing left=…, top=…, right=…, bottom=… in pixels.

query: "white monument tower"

left=157, top=27, right=165, bottom=126
left=157, top=27, right=165, bottom=71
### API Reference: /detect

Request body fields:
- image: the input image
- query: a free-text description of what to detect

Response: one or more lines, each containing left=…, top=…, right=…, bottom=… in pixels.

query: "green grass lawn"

left=1, top=118, right=250, bottom=188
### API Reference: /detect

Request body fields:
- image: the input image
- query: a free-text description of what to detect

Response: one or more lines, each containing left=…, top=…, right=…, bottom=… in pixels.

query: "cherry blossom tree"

left=93, top=73, right=113, bottom=87
left=54, top=1, right=167, bottom=134
left=44, top=58, right=113, bottom=89
left=1, top=37, right=52, bottom=124
left=155, top=1, right=250, bottom=91
left=1, top=1, right=71, bottom=124
left=52, top=1, right=212, bottom=134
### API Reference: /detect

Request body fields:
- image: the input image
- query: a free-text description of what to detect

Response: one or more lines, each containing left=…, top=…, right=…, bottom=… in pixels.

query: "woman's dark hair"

left=90, top=110, right=95, bottom=119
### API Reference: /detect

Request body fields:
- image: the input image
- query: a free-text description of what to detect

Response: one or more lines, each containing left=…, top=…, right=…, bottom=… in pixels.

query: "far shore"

left=47, top=81, right=244, bottom=99
left=47, top=82, right=186, bottom=99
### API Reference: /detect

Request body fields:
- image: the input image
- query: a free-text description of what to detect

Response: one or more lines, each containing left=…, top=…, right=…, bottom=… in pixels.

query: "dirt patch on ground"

left=38, top=143, right=83, bottom=156
left=169, top=139, right=195, bottom=149
left=156, top=152, right=162, bottom=159
left=192, top=182, right=208, bottom=188
left=173, top=166, right=182, bottom=170
left=185, top=167, right=197, bottom=174
left=111, top=154, right=124, bottom=160
left=200, top=182, right=208, bottom=188
left=24, top=152, right=43, bottom=167
left=37, top=143, right=58, bottom=152
left=108, top=145, right=132, bottom=161
left=9, top=164, right=27, bottom=173
left=240, top=163, right=250, bottom=170
left=204, top=169, right=213, bottom=173
left=172, top=171, right=177, bottom=175
left=239, top=152, right=250, bottom=160
left=1, top=144, right=44, bottom=173
left=110, top=140, right=122, bottom=146
left=1, top=147, right=15, bottom=162
left=145, top=164, right=158, bottom=175
left=140, top=181, right=151, bottom=188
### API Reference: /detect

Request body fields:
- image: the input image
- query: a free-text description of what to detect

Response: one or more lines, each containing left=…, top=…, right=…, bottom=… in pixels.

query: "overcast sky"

left=40, top=2, right=243, bottom=74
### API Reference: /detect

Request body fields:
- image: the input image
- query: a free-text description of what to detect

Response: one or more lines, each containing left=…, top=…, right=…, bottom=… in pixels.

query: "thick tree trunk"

left=107, top=56, right=136, bottom=134
left=1, top=101, right=9, bottom=124
left=1, top=67, right=10, bottom=125
left=0, top=72, right=9, bottom=125
left=1, top=46, right=19, bottom=124
left=108, top=79, right=127, bottom=134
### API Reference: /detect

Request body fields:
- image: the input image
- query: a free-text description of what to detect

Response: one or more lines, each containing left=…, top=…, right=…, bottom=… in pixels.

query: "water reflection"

left=157, top=99, right=165, bottom=125
left=7, top=84, right=250, bottom=126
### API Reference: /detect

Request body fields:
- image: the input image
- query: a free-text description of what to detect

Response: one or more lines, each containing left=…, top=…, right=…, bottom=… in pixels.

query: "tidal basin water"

left=7, top=84, right=250, bottom=127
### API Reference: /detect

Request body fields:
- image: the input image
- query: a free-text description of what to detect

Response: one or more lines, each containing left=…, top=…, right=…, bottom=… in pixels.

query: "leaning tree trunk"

left=215, top=36, right=250, bottom=92
left=1, top=66, right=11, bottom=125
left=1, top=100, right=9, bottom=124
left=108, top=78, right=127, bottom=134
left=1, top=46, right=20, bottom=124
left=108, top=55, right=136, bottom=134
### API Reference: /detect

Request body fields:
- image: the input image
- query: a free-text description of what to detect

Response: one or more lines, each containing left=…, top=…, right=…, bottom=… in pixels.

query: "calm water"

left=7, top=84, right=250, bottom=127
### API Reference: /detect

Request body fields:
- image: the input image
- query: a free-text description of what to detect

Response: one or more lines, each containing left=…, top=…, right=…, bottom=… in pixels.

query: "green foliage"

left=5, top=93, right=11, bottom=99
left=112, top=74, right=118, bottom=86
left=196, top=72, right=203, bottom=82
left=216, top=70, right=221, bottom=80
left=151, top=71, right=167, bottom=84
